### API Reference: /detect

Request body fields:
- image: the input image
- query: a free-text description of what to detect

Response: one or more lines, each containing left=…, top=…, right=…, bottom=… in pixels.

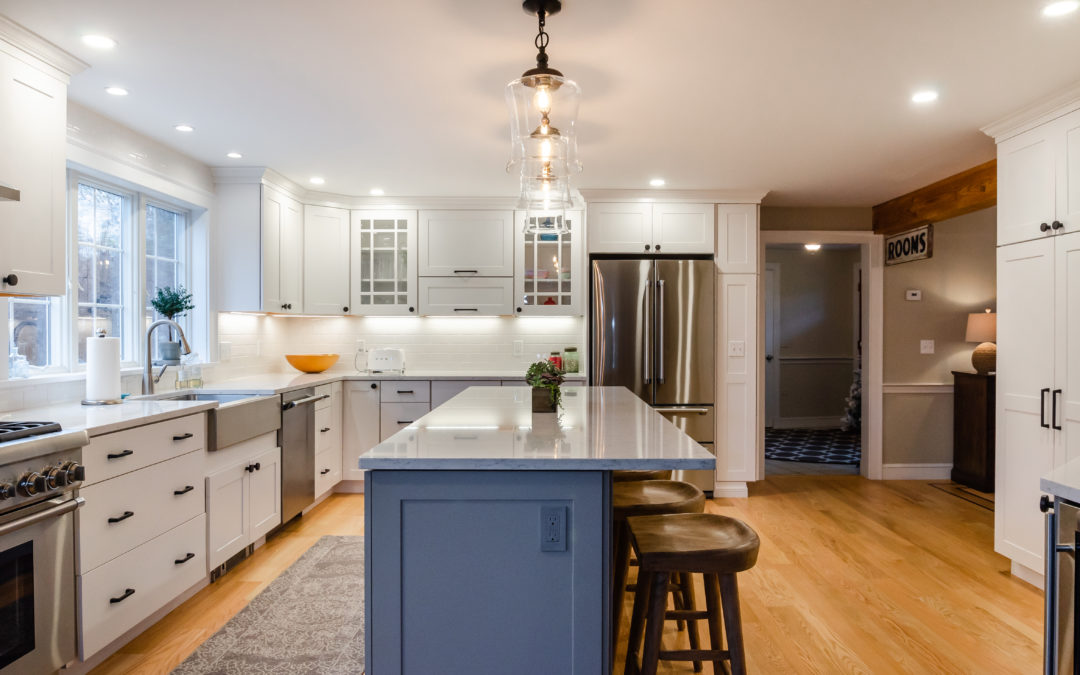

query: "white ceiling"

left=3, top=0, right=1080, bottom=206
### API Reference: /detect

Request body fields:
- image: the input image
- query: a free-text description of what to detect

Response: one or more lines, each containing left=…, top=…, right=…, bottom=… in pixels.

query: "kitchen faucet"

left=142, top=319, right=192, bottom=395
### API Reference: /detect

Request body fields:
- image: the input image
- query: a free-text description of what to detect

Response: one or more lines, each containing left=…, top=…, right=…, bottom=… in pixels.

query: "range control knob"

left=61, top=461, right=86, bottom=484
left=0, top=483, right=14, bottom=500
left=17, top=472, right=47, bottom=497
left=44, top=467, right=64, bottom=490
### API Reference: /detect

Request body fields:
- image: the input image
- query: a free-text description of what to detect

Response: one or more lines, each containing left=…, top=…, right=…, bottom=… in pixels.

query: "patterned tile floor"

left=764, top=427, right=861, bottom=464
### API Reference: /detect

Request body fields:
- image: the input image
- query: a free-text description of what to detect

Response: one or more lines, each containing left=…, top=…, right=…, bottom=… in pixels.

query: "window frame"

left=141, top=195, right=193, bottom=357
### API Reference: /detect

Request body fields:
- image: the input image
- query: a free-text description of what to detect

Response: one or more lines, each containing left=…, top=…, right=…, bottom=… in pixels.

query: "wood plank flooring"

left=91, top=476, right=1042, bottom=674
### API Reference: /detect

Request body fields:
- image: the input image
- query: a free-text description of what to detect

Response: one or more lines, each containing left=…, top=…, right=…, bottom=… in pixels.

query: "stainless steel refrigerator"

left=590, top=257, right=716, bottom=492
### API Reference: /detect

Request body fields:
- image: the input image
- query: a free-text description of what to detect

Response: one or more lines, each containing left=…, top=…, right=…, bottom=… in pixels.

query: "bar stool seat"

left=613, top=469, right=672, bottom=482
left=624, top=513, right=760, bottom=675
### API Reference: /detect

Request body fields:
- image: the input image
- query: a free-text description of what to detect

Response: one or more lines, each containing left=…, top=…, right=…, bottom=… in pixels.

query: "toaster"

left=368, top=348, right=406, bottom=373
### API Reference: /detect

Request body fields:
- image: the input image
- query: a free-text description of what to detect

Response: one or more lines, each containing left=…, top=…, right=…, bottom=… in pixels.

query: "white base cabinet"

left=344, top=382, right=381, bottom=482
left=206, top=435, right=282, bottom=570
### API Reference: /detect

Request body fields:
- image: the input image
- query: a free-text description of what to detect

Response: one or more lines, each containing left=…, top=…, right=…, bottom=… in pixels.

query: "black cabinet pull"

left=172, top=432, right=194, bottom=441
left=396, top=389, right=414, bottom=394
left=408, top=306, right=415, bottom=313
left=343, top=306, right=349, bottom=312
left=107, top=449, right=134, bottom=460
left=174, top=485, right=195, bottom=496
left=655, top=244, right=661, bottom=251
left=254, top=462, right=261, bottom=471
left=108, top=511, right=135, bottom=524
left=110, top=588, right=135, bottom=604
left=320, top=427, right=331, bottom=433
left=245, top=464, right=254, bottom=473
left=1041, top=388, right=1051, bottom=428
left=644, top=244, right=651, bottom=251
left=1053, top=389, right=1063, bottom=430
left=1053, top=220, right=1065, bottom=230
left=175, top=552, right=195, bottom=565
left=320, top=468, right=331, bottom=475
left=2, top=273, right=18, bottom=286
left=453, top=308, right=478, bottom=312
left=453, top=269, right=478, bottom=274
left=1041, top=222, right=1052, bottom=232
left=397, top=420, right=414, bottom=425
left=516, top=307, right=522, bottom=313
left=370, top=383, right=378, bottom=389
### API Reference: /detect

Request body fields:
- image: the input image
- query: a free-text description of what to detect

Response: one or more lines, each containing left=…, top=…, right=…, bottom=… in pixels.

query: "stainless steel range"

left=0, top=421, right=89, bottom=674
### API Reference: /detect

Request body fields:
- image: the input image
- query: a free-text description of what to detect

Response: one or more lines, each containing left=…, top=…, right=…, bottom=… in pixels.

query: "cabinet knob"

left=655, top=244, right=661, bottom=251
left=370, top=383, right=378, bottom=389
left=2, top=273, right=17, bottom=286
left=644, top=244, right=651, bottom=251
left=343, top=307, right=349, bottom=312
left=1053, top=220, right=1065, bottom=230
left=516, top=307, right=522, bottom=313
left=409, top=306, right=415, bottom=312
left=1041, top=222, right=1052, bottom=232
left=281, top=303, right=288, bottom=309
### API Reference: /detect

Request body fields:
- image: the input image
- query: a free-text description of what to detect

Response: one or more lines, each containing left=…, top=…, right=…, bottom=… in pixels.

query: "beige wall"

left=766, top=246, right=860, bottom=422
left=762, top=207, right=872, bottom=232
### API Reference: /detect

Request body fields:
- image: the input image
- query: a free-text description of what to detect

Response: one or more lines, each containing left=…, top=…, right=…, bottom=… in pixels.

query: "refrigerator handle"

left=657, top=279, right=665, bottom=385
left=643, top=278, right=651, bottom=385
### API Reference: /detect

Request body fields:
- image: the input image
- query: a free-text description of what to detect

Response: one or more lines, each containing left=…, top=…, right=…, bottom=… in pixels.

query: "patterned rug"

left=173, top=535, right=365, bottom=674
left=765, top=427, right=861, bottom=464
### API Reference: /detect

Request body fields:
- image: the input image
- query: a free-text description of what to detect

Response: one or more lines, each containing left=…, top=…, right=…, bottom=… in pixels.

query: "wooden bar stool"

left=612, top=480, right=705, bottom=667
left=613, top=469, right=673, bottom=482
left=624, top=513, right=760, bottom=675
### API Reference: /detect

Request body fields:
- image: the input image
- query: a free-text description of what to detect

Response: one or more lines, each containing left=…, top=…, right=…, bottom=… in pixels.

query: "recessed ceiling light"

left=226, top=152, right=243, bottom=159
left=174, top=124, right=194, bottom=132
left=81, top=34, right=117, bottom=49
left=369, top=188, right=385, bottom=196
left=649, top=178, right=666, bottom=187
left=309, top=177, right=325, bottom=185
left=104, top=86, right=128, bottom=96
left=1044, top=1, right=1080, bottom=16
left=804, top=243, right=822, bottom=252
left=911, top=90, right=939, bottom=104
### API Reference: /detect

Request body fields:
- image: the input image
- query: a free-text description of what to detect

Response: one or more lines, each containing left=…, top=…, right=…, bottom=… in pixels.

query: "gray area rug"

left=173, top=535, right=365, bottom=674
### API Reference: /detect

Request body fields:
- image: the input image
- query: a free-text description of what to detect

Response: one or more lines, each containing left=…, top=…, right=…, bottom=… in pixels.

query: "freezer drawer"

left=653, top=406, right=714, bottom=443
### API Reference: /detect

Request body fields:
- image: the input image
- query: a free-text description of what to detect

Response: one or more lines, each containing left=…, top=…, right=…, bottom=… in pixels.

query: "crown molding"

left=981, top=79, right=1080, bottom=142
left=0, top=15, right=88, bottom=81
left=578, top=188, right=769, bottom=204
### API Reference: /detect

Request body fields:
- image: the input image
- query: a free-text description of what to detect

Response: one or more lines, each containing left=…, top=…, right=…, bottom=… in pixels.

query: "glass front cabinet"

left=349, top=210, right=417, bottom=315
left=513, top=210, right=583, bottom=316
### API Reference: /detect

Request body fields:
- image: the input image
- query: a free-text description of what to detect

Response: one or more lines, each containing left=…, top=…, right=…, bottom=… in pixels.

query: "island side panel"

left=366, top=470, right=610, bottom=674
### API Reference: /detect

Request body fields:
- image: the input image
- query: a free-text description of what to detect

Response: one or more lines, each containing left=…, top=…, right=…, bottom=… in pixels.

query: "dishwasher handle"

left=282, top=394, right=329, bottom=411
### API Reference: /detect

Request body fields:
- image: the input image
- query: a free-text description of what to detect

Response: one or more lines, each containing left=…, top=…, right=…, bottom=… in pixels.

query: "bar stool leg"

left=613, top=521, right=631, bottom=645
left=719, top=574, right=747, bottom=675
left=680, top=572, right=703, bottom=673
left=640, top=571, right=670, bottom=675
left=703, top=573, right=726, bottom=674
left=624, top=570, right=653, bottom=675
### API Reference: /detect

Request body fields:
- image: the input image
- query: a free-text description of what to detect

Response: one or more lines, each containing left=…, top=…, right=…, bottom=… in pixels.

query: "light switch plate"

left=906, top=289, right=922, bottom=301
left=512, top=340, right=524, bottom=356
left=728, top=341, right=746, bottom=357
left=218, top=341, right=232, bottom=362
left=920, top=339, right=935, bottom=354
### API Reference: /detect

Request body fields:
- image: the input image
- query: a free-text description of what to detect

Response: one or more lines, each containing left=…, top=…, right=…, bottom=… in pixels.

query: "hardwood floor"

left=91, top=476, right=1042, bottom=674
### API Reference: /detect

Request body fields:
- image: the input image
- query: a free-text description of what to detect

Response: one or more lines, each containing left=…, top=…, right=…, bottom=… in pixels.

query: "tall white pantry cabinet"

left=985, top=91, right=1080, bottom=579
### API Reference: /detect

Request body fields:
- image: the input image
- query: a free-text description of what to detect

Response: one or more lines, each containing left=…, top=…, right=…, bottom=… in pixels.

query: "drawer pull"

left=453, top=308, right=478, bottom=312
left=175, top=552, right=195, bottom=565
left=174, top=485, right=195, bottom=496
left=453, top=269, right=478, bottom=274
left=172, top=432, right=194, bottom=441
left=397, top=420, right=414, bottom=425
left=110, top=588, right=135, bottom=604
left=107, top=449, right=134, bottom=460
left=396, top=390, right=415, bottom=394
left=108, top=511, right=135, bottom=524
left=320, top=427, right=331, bottom=433
left=320, top=468, right=331, bottom=475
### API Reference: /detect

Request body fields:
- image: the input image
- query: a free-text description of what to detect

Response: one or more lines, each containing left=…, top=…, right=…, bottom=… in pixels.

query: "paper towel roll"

left=86, top=336, right=121, bottom=402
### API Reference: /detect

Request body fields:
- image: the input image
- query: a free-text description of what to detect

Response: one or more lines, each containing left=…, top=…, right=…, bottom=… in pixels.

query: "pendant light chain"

left=534, top=6, right=550, bottom=71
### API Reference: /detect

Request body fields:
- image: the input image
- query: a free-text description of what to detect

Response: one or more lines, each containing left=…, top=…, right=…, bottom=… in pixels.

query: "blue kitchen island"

left=359, top=386, right=715, bottom=674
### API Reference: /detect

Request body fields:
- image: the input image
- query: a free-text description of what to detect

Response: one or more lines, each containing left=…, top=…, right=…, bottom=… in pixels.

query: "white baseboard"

left=712, top=482, right=748, bottom=498
left=1010, top=561, right=1045, bottom=590
left=334, top=480, right=365, bottom=494
left=773, top=416, right=842, bottom=429
left=881, top=463, right=952, bottom=480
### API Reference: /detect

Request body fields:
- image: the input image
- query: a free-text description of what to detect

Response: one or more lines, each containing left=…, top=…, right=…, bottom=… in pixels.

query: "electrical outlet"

left=218, top=341, right=232, bottom=362
left=906, top=289, right=922, bottom=301
left=728, top=340, right=746, bottom=357
left=513, top=340, right=524, bottom=356
left=540, top=505, right=567, bottom=552
left=920, top=339, right=935, bottom=354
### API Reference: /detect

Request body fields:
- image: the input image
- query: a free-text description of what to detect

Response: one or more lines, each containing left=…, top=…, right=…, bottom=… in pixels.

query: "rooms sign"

left=885, top=224, right=933, bottom=266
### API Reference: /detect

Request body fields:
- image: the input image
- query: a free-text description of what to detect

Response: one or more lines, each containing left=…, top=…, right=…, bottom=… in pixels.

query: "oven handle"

left=0, top=496, right=84, bottom=537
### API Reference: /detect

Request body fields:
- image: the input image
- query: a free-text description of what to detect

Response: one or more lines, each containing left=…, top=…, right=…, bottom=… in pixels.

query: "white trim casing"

left=981, top=78, right=1080, bottom=142
left=712, top=482, right=749, bottom=498
left=880, top=463, right=953, bottom=480
left=1009, top=561, right=1045, bottom=591
left=579, top=188, right=769, bottom=204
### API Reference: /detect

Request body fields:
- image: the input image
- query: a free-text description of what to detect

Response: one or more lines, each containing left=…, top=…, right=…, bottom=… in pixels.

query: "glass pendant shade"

left=505, top=74, right=581, bottom=177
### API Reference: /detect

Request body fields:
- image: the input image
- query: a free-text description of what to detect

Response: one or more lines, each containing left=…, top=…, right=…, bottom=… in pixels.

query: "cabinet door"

left=418, top=210, right=514, bottom=276
left=1057, top=109, right=1080, bottom=236
left=343, top=382, right=381, bottom=481
left=248, top=446, right=282, bottom=541
left=303, top=205, right=350, bottom=315
left=1056, top=232, right=1080, bottom=467
left=0, top=53, right=67, bottom=295
left=514, top=210, right=582, bottom=315
left=418, top=277, right=514, bottom=316
left=714, top=204, right=758, bottom=273
left=280, top=196, right=304, bottom=312
left=351, top=210, right=417, bottom=315
left=653, top=203, right=715, bottom=254
left=587, top=203, right=652, bottom=254
left=262, top=186, right=304, bottom=313
left=314, top=446, right=342, bottom=499
left=380, top=402, right=431, bottom=441
left=206, top=460, right=249, bottom=570
left=998, top=128, right=1057, bottom=246
left=996, top=238, right=1056, bottom=571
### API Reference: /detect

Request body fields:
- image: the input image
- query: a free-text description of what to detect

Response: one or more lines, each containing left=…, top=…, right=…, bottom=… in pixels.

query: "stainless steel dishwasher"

left=280, top=388, right=327, bottom=522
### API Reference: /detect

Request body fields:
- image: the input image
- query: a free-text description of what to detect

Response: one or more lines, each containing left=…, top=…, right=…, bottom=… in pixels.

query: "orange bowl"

left=285, top=354, right=339, bottom=373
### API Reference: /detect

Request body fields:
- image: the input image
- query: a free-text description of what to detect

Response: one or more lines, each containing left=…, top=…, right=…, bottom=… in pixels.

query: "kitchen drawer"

left=380, top=402, right=431, bottom=441
left=79, top=513, right=207, bottom=659
left=380, top=381, right=431, bottom=403
left=431, top=380, right=501, bottom=407
left=418, top=277, right=514, bottom=316
left=654, top=406, right=715, bottom=443
left=83, top=414, right=206, bottom=486
left=315, top=446, right=342, bottom=498
left=315, top=383, right=333, bottom=410
left=316, top=407, right=336, bottom=453
left=77, top=449, right=205, bottom=573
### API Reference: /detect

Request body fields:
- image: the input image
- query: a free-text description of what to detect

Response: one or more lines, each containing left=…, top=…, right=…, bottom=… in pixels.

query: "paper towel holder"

left=82, top=329, right=124, bottom=406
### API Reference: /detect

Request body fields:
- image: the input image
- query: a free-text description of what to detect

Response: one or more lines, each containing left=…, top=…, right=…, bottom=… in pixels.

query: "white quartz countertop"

left=0, top=399, right=217, bottom=437
left=1042, top=460, right=1080, bottom=504
left=199, top=370, right=586, bottom=395
left=358, top=386, right=716, bottom=470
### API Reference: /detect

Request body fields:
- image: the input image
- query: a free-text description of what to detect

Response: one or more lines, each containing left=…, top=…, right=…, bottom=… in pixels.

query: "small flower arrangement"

left=525, top=359, right=566, bottom=412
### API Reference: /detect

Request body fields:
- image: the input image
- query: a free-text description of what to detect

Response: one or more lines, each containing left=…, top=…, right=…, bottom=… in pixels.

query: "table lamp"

left=965, top=308, right=997, bottom=374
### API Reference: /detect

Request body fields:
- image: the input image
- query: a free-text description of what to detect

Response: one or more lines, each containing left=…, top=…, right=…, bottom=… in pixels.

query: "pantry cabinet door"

left=714, top=204, right=758, bottom=273
left=304, top=205, right=350, bottom=315
left=587, top=202, right=653, bottom=254
left=1056, top=232, right=1080, bottom=468
left=998, top=128, right=1057, bottom=246
left=1057, top=108, right=1080, bottom=236
left=418, top=210, right=514, bottom=276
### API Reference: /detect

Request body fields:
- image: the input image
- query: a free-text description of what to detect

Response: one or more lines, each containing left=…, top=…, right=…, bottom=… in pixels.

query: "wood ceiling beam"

left=872, top=159, right=996, bottom=235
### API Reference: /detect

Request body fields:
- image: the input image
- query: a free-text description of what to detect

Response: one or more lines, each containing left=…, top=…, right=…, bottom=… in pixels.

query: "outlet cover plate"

left=920, top=339, right=935, bottom=354
left=540, top=505, right=567, bottom=552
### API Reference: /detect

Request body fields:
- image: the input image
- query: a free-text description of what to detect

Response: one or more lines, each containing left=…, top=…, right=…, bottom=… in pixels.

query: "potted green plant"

left=525, top=359, right=565, bottom=413
left=149, top=285, right=194, bottom=362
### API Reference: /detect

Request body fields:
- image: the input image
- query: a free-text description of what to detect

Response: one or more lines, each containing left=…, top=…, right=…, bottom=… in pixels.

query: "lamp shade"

left=965, top=311, right=996, bottom=343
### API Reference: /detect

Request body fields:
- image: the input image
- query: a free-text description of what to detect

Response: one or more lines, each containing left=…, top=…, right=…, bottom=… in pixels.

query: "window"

left=76, top=182, right=133, bottom=363
left=145, top=202, right=188, bottom=360
left=7, top=297, right=62, bottom=372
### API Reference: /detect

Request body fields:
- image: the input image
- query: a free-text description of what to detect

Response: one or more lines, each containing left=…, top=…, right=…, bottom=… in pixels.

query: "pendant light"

left=506, top=0, right=581, bottom=234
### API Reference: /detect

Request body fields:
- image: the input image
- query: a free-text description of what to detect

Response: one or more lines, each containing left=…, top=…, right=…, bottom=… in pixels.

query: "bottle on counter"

left=548, top=351, right=563, bottom=370
left=562, top=347, right=579, bottom=373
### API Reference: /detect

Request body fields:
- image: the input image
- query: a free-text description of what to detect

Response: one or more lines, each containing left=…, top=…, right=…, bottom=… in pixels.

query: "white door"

left=418, top=210, right=514, bottom=276
left=996, top=238, right=1056, bottom=572
left=418, top=277, right=514, bottom=316
left=653, top=203, right=715, bottom=254
left=715, top=204, right=758, bottom=274
left=304, top=205, right=350, bottom=315
left=764, top=264, right=780, bottom=428
left=0, top=54, right=67, bottom=296
left=343, top=382, right=381, bottom=481
left=350, top=210, right=417, bottom=315
left=249, top=446, right=282, bottom=541
left=1057, top=108, right=1080, bottom=236
left=587, top=202, right=652, bottom=254
left=1056, top=232, right=1080, bottom=467
left=206, top=460, right=249, bottom=569
left=998, top=128, right=1057, bottom=246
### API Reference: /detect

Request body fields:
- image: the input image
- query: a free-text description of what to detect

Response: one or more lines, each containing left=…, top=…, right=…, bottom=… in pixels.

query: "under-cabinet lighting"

left=104, top=86, right=128, bottom=96
left=1044, top=1, right=1079, bottom=16
left=82, top=35, right=117, bottom=49
left=804, top=243, right=822, bottom=252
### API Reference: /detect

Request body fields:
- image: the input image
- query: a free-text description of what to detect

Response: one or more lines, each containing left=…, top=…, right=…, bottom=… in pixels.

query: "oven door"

left=0, top=496, right=82, bottom=674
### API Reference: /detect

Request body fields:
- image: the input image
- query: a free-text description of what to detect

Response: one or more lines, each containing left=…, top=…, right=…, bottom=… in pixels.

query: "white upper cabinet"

left=587, top=202, right=714, bottom=254
left=1056, top=109, right=1080, bottom=237
left=419, top=277, right=514, bottom=316
left=303, top=205, right=350, bottom=315
left=0, top=49, right=68, bottom=296
left=714, top=204, right=759, bottom=274
left=514, top=210, right=582, bottom=316
left=652, top=203, right=715, bottom=254
left=418, top=210, right=514, bottom=277
left=261, top=185, right=304, bottom=313
left=351, top=210, right=417, bottom=316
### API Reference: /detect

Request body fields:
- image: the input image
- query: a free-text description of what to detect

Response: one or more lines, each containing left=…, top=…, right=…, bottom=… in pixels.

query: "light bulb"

left=534, top=86, right=552, bottom=114
left=540, top=139, right=552, bottom=159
